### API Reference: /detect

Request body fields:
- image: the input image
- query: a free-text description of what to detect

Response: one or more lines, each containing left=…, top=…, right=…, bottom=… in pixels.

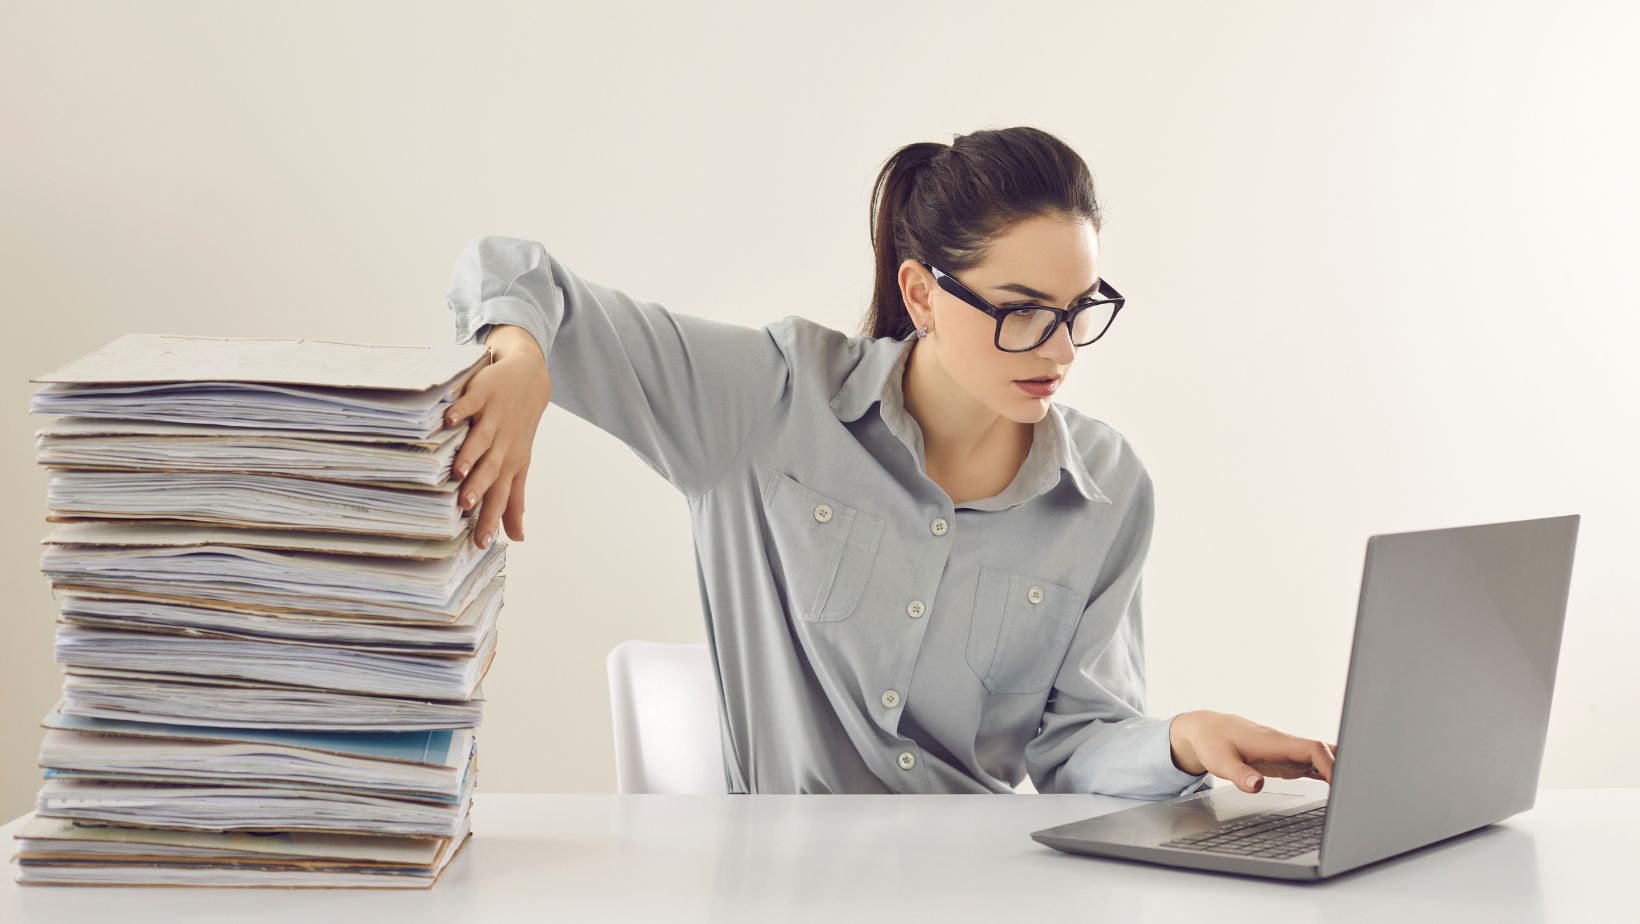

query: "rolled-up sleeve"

left=1024, top=470, right=1212, bottom=799
left=444, top=235, right=789, bottom=499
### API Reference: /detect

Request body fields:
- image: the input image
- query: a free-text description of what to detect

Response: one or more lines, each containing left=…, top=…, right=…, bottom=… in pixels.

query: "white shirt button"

left=929, top=517, right=949, bottom=536
left=906, top=599, right=926, bottom=619
left=814, top=504, right=832, bottom=523
left=1027, top=585, right=1044, bottom=604
left=881, top=689, right=900, bottom=708
left=897, top=751, right=917, bottom=770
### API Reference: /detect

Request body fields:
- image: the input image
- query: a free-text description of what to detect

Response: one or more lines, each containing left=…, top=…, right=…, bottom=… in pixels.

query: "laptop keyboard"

left=1159, top=806, right=1327, bottom=860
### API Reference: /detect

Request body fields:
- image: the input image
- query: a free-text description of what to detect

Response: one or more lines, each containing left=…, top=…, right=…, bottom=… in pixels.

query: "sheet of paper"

left=36, top=415, right=462, bottom=449
left=44, top=520, right=473, bottom=561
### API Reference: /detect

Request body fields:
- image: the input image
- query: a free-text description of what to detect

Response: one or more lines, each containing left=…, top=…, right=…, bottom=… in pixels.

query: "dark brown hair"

left=864, top=127, right=1104, bottom=339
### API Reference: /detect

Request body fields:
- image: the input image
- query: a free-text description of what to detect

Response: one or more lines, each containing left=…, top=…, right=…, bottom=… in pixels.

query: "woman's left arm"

left=1024, top=453, right=1336, bottom=799
left=1168, top=710, right=1338, bottom=793
left=1025, top=468, right=1214, bottom=799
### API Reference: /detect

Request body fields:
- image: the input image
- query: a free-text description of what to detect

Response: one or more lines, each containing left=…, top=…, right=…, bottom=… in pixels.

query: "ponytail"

left=866, top=141, right=946, bottom=340
left=860, top=127, right=1104, bottom=339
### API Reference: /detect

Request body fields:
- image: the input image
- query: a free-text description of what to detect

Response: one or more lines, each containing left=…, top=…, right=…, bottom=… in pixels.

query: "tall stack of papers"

left=14, top=335, right=501, bottom=889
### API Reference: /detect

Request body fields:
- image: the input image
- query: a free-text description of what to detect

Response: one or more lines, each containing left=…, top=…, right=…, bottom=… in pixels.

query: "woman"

left=440, top=127, right=1337, bottom=797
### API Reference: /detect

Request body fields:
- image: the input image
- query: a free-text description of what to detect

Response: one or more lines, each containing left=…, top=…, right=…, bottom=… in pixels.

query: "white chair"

left=606, top=640, right=728, bottom=794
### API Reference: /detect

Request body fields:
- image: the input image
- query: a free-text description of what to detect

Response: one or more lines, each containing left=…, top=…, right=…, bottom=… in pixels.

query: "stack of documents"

left=15, top=335, right=501, bottom=888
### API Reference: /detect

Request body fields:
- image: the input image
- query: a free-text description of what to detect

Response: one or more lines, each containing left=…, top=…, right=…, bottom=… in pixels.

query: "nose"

left=1035, top=318, right=1076, bottom=365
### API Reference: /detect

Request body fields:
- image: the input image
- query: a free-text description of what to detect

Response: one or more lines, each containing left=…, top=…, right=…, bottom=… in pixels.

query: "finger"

left=501, top=467, right=528, bottom=541
left=459, top=447, right=508, bottom=522
left=444, top=384, right=485, bottom=429
left=1263, top=731, right=1331, bottom=772
left=451, top=423, right=497, bottom=490
left=1311, top=741, right=1336, bottom=783
left=1196, top=741, right=1263, bottom=794
left=475, top=475, right=511, bottom=549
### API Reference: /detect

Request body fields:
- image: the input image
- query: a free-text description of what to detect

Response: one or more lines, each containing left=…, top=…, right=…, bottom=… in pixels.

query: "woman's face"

left=900, top=214, right=1101, bottom=424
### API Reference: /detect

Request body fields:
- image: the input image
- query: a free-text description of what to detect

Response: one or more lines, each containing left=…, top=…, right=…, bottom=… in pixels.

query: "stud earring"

left=914, top=325, right=929, bottom=339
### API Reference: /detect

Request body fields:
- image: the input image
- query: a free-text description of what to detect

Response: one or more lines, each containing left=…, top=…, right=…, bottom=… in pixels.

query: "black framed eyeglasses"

left=918, top=259, right=1125, bottom=352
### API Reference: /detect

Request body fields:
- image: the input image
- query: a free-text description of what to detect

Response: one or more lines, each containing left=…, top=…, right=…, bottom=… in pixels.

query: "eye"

left=1004, top=300, right=1096, bottom=311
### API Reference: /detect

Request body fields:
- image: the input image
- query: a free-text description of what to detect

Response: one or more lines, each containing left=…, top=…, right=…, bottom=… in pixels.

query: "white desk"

left=3, top=787, right=1630, bottom=922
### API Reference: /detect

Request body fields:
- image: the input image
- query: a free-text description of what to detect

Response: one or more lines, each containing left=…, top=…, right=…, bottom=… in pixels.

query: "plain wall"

left=2, top=0, right=1635, bottom=819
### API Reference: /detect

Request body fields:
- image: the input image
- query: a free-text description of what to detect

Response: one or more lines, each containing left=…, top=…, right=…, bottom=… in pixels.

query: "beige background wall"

left=2, top=0, right=1635, bottom=818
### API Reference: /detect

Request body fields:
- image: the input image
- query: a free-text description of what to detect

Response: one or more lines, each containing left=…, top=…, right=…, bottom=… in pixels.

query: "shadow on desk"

left=1041, top=820, right=1544, bottom=901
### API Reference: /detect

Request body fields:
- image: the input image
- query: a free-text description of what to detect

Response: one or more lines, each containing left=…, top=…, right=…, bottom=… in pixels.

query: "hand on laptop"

left=1169, top=710, right=1338, bottom=794
left=445, top=324, right=554, bottom=550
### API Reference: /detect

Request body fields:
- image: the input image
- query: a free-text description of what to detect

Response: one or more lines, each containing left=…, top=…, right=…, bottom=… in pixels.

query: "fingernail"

left=464, top=492, right=475, bottom=506
left=457, top=463, right=469, bottom=477
left=1244, top=774, right=1261, bottom=790
left=478, top=531, right=489, bottom=548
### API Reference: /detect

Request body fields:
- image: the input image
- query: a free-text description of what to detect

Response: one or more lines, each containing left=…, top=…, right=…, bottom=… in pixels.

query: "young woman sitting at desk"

left=438, top=126, right=1337, bottom=797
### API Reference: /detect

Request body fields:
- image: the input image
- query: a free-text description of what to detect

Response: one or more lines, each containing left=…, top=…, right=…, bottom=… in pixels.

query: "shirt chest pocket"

left=762, top=470, right=886, bottom=623
left=965, top=565, right=1081, bottom=695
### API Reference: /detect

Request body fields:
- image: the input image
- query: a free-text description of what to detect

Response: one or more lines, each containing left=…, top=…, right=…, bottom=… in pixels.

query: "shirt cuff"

left=461, top=294, right=553, bottom=357
left=1144, top=712, right=1212, bottom=795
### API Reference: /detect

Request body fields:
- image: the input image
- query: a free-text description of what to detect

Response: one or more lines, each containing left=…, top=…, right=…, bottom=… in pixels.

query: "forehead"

left=974, top=216, right=1100, bottom=298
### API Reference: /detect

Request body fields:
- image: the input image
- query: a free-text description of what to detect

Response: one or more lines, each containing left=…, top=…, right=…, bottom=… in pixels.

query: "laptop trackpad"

left=1045, top=786, right=1323, bottom=847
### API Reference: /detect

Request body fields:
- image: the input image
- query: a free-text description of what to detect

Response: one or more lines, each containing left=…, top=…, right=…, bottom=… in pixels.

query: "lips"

left=1012, top=375, right=1061, bottom=398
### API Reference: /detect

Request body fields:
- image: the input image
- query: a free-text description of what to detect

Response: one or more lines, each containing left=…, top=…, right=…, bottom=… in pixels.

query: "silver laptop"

left=1031, top=514, right=1580, bottom=881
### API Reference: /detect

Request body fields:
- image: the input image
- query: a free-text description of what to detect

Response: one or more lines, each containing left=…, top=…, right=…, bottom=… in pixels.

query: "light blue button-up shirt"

left=445, top=235, right=1211, bottom=798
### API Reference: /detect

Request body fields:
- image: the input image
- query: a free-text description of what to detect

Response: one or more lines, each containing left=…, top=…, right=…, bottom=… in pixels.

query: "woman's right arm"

left=441, top=235, right=790, bottom=548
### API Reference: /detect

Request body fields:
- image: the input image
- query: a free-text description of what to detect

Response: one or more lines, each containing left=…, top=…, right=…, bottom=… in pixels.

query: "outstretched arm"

left=441, top=235, right=790, bottom=546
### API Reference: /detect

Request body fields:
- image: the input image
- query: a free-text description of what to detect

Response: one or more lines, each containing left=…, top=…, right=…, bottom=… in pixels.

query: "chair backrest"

left=606, top=640, right=728, bottom=794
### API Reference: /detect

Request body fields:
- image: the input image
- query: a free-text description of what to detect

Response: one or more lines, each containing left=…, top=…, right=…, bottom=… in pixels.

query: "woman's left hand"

left=1169, top=710, right=1337, bottom=793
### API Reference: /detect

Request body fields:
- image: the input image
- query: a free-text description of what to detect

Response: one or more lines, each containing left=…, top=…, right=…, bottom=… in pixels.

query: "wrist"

left=1169, top=710, right=1208, bottom=775
left=483, top=323, right=544, bottom=362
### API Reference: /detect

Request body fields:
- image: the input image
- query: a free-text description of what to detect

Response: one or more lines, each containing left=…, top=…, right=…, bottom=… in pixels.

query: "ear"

left=898, top=258, right=936, bottom=331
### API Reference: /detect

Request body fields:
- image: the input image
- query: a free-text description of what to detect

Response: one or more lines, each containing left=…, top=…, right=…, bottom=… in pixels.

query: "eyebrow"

left=990, top=278, right=1101, bottom=303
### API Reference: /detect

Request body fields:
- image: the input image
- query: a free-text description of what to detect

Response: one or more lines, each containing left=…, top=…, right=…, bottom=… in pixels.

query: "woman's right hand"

left=443, top=324, right=554, bottom=549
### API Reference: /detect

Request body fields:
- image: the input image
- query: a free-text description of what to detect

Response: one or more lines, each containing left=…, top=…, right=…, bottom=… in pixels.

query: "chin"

left=998, top=398, right=1052, bottom=424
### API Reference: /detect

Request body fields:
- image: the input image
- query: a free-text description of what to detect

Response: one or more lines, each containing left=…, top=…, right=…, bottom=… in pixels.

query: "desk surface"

left=3, top=787, right=1629, bottom=923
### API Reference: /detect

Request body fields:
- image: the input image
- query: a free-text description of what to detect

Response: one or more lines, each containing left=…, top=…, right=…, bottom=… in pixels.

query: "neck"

left=901, top=338, right=1030, bottom=471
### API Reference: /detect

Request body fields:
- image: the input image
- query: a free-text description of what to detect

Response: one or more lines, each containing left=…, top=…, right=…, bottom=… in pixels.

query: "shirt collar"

left=829, top=330, right=1108, bottom=507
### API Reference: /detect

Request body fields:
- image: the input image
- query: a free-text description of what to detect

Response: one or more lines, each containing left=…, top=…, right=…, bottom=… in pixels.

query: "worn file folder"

left=37, top=418, right=470, bottom=488
left=31, top=333, right=488, bottom=391
left=13, top=813, right=471, bottom=888
left=31, top=334, right=490, bottom=439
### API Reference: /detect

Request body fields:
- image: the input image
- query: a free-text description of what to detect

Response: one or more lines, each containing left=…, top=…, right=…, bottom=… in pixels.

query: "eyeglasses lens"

left=997, top=303, right=1117, bottom=350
